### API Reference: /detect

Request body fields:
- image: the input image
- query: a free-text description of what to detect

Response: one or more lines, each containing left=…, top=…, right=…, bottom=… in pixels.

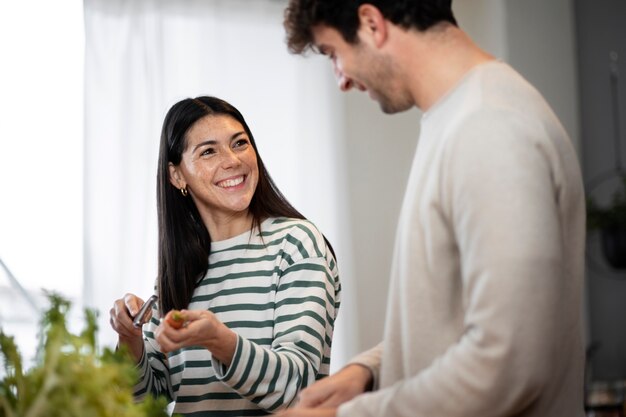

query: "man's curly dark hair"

left=284, top=0, right=457, bottom=54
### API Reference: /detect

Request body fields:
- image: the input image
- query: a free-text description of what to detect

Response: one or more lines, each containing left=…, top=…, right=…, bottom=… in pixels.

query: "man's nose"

left=333, top=61, right=353, bottom=92
left=338, top=73, right=354, bottom=91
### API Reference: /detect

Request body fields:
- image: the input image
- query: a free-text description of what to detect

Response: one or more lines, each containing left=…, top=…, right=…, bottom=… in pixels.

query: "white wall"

left=504, top=0, right=580, bottom=154
left=454, top=0, right=508, bottom=59
left=342, top=95, right=420, bottom=353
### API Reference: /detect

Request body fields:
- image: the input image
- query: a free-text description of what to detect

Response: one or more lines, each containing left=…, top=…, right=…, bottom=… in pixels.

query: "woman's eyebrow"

left=230, top=131, right=247, bottom=140
left=193, top=139, right=217, bottom=152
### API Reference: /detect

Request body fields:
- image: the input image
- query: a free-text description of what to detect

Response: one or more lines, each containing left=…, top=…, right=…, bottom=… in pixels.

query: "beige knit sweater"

left=339, top=61, right=586, bottom=417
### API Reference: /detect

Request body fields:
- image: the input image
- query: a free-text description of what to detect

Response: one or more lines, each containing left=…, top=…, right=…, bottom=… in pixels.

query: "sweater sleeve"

left=347, top=343, right=383, bottom=390
left=339, top=112, right=578, bottom=416
left=212, top=223, right=340, bottom=412
left=133, top=308, right=175, bottom=403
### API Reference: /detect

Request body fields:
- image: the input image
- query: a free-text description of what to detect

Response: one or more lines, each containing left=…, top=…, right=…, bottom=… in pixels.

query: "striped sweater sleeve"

left=133, top=308, right=175, bottom=402
left=211, top=222, right=340, bottom=412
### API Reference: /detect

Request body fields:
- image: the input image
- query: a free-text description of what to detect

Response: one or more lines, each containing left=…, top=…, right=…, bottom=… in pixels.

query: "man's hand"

left=276, top=365, right=372, bottom=417
left=296, top=364, right=373, bottom=408
left=277, top=408, right=337, bottom=417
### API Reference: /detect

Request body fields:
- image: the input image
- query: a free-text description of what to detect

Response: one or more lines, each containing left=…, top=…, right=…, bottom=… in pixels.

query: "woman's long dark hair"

left=157, top=96, right=308, bottom=314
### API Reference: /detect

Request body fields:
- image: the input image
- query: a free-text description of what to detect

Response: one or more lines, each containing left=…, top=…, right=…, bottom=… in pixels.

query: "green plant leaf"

left=0, top=291, right=172, bottom=417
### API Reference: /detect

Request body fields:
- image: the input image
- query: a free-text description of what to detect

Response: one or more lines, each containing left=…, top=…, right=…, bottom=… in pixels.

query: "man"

left=280, top=1, right=586, bottom=417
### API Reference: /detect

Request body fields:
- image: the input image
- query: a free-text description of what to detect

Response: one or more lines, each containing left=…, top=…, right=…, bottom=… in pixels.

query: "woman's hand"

left=109, top=293, right=147, bottom=362
left=155, top=309, right=238, bottom=366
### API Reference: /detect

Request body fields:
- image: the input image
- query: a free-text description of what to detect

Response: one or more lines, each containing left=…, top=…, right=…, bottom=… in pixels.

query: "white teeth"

left=218, top=176, right=244, bottom=188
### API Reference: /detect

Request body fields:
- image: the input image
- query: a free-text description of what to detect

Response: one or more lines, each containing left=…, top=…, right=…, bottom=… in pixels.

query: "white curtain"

left=83, top=0, right=357, bottom=370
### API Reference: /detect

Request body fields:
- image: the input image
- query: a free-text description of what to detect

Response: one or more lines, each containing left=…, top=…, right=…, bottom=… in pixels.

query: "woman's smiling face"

left=169, top=114, right=259, bottom=226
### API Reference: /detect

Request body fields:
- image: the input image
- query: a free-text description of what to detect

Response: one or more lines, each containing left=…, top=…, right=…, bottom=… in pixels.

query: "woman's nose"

left=221, top=149, right=242, bottom=169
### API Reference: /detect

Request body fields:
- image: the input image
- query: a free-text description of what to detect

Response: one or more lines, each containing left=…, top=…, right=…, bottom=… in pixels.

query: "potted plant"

left=0, top=292, right=173, bottom=417
left=587, top=175, right=626, bottom=269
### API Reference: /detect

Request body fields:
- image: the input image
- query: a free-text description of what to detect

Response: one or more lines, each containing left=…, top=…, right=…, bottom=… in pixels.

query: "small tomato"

left=164, top=310, right=186, bottom=329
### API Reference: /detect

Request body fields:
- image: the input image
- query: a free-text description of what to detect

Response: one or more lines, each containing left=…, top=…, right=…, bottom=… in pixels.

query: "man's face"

left=311, top=24, right=414, bottom=114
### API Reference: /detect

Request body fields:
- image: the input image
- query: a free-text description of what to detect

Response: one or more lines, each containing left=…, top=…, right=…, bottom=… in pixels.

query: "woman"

left=109, top=96, right=341, bottom=416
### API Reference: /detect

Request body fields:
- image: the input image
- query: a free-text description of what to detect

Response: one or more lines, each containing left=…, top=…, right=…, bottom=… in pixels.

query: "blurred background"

left=0, top=0, right=625, bottom=405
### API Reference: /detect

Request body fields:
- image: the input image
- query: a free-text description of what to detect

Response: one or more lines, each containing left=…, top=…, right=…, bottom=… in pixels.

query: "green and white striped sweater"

left=134, top=217, right=341, bottom=416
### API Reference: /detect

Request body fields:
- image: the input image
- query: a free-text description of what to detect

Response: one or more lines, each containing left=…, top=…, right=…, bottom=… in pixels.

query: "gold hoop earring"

left=180, top=187, right=188, bottom=197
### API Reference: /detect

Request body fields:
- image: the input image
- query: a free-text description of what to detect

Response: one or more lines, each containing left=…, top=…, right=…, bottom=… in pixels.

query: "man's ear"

left=168, top=162, right=185, bottom=189
left=357, top=4, right=388, bottom=48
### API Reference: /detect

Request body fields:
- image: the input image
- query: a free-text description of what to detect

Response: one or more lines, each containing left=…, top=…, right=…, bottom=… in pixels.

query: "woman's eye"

left=233, top=138, right=249, bottom=148
left=200, top=148, right=215, bottom=156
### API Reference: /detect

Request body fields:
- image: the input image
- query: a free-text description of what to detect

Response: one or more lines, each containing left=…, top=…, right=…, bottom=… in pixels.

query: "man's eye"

left=321, top=49, right=335, bottom=60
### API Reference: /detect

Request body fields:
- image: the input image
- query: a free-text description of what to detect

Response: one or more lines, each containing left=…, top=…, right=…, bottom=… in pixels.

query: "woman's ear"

left=168, top=162, right=185, bottom=189
left=357, top=4, right=388, bottom=48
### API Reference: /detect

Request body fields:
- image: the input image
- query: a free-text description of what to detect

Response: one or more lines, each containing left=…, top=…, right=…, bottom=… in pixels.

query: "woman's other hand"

left=155, top=309, right=237, bottom=366
left=109, top=293, right=146, bottom=362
